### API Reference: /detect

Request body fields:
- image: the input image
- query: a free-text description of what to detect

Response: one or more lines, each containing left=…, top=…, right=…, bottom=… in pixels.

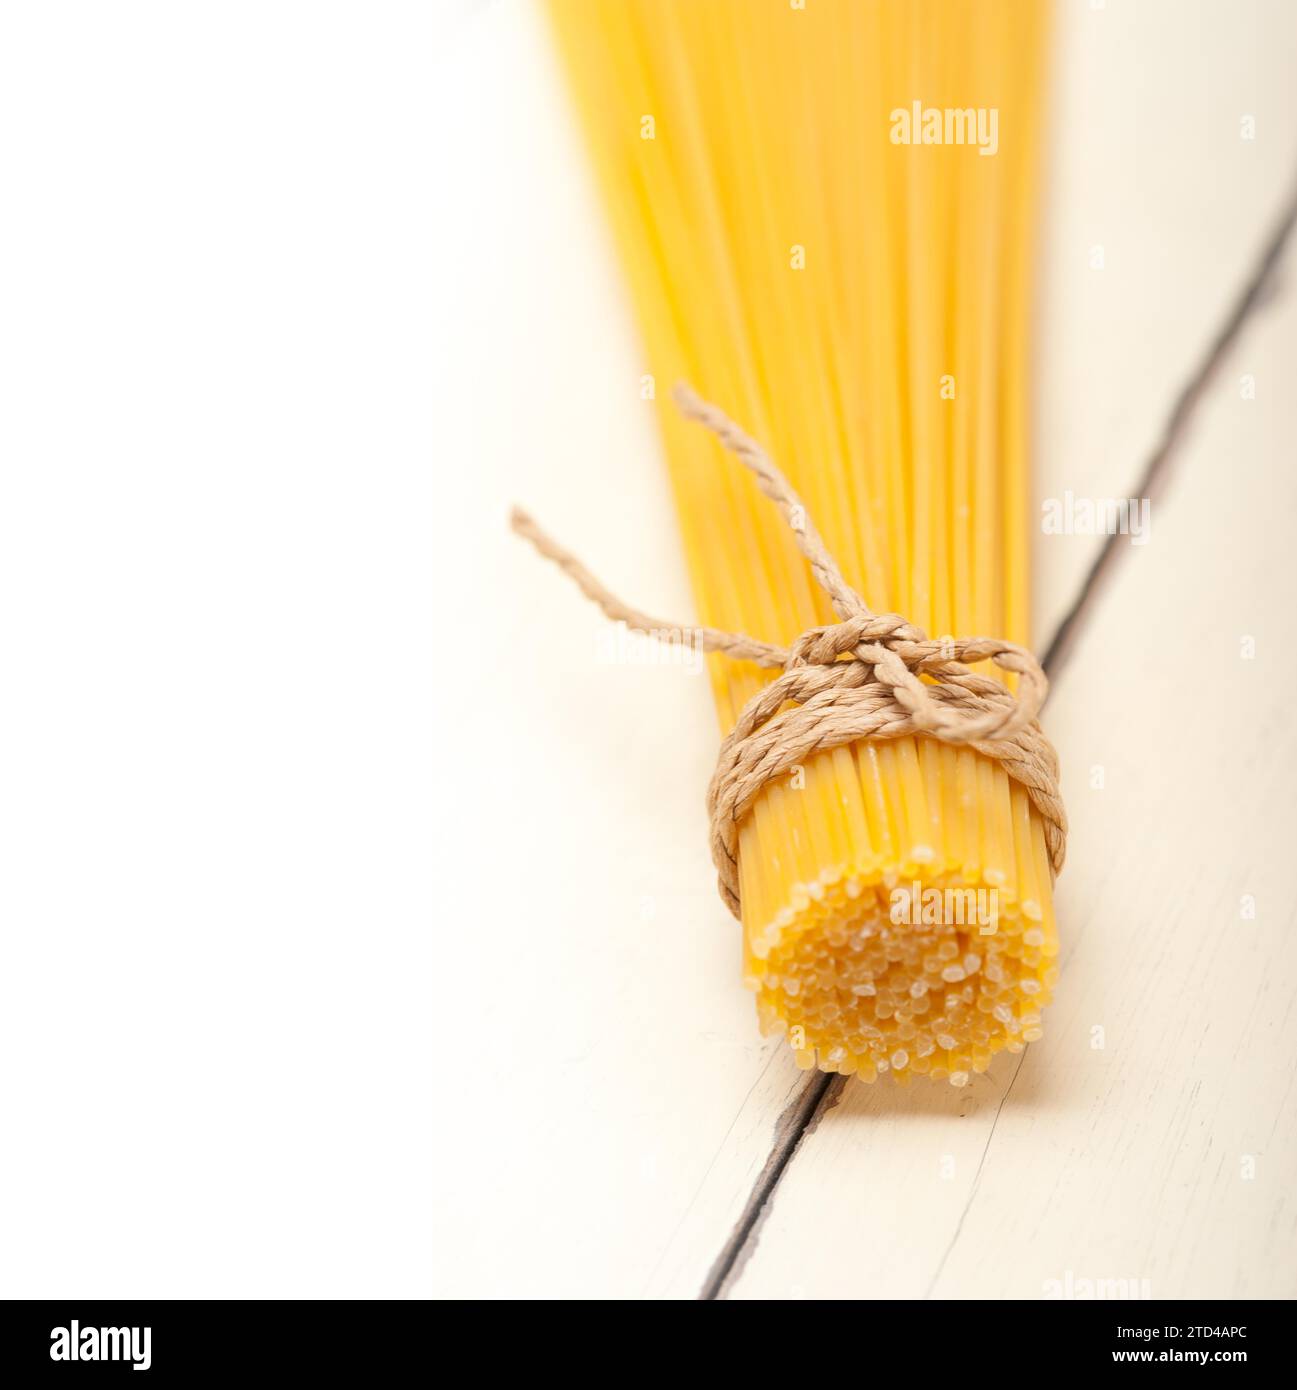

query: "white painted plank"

left=728, top=252, right=1297, bottom=1301
left=436, top=0, right=1297, bottom=1297
left=426, top=0, right=814, bottom=1299
left=1033, top=0, right=1297, bottom=643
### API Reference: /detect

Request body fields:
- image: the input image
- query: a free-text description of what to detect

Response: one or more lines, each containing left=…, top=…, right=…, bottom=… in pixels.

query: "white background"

left=0, top=1, right=491, bottom=1296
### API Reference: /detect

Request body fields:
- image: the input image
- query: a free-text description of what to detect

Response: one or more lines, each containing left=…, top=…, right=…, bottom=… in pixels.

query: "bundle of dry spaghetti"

left=530, top=0, right=1062, bottom=1086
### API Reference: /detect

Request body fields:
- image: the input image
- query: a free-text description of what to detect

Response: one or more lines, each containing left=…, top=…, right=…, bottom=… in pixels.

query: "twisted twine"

left=511, top=385, right=1067, bottom=920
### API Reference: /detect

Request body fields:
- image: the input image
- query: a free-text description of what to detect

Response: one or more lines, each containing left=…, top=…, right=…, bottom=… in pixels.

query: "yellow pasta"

left=546, top=0, right=1059, bottom=1084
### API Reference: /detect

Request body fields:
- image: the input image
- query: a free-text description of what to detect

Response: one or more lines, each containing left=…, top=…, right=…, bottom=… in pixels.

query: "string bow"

left=512, top=385, right=1066, bottom=919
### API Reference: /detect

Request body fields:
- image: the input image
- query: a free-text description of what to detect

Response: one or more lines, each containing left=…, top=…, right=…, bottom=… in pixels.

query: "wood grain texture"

left=728, top=251, right=1297, bottom=1301
left=438, top=0, right=1297, bottom=1297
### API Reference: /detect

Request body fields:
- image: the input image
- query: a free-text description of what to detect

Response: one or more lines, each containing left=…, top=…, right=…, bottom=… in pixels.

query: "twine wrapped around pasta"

left=512, top=386, right=1066, bottom=918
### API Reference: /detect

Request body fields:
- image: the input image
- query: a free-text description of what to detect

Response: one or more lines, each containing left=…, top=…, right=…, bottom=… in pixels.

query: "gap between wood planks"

left=699, top=176, right=1297, bottom=1303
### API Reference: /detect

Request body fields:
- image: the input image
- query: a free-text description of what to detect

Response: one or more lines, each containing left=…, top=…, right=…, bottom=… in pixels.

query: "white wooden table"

left=439, top=0, right=1297, bottom=1300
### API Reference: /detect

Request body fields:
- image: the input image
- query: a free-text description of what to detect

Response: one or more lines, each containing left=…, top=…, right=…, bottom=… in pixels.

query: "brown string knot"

left=512, top=385, right=1067, bottom=920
